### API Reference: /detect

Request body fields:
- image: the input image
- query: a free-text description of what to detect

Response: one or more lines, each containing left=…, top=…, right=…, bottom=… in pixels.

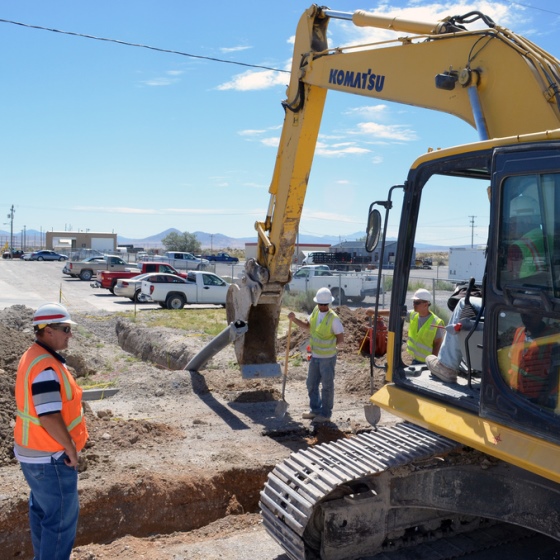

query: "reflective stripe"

left=20, top=355, right=50, bottom=446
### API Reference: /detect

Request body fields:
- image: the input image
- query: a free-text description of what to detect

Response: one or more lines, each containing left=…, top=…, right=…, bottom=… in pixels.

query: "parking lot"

left=0, top=258, right=453, bottom=316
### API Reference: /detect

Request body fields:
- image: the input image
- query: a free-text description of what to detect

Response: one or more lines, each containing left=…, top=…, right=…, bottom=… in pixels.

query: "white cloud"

left=316, top=141, right=371, bottom=157
left=261, top=137, right=281, bottom=147
left=351, top=122, right=418, bottom=142
left=345, top=105, right=389, bottom=117
left=217, top=69, right=288, bottom=91
left=220, top=46, right=252, bottom=53
left=140, top=77, right=178, bottom=87
left=238, top=129, right=267, bottom=137
left=139, top=69, right=184, bottom=87
left=73, top=206, right=160, bottom=215
left=302, top=209, right=359, bottom=224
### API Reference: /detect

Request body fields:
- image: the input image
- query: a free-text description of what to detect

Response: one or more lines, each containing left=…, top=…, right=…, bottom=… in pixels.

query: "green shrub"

left=283, top=290, right=315, bottom=313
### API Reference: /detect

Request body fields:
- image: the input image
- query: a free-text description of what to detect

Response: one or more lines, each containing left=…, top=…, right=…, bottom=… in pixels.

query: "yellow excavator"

left=224, top=5, right=560, bottom=558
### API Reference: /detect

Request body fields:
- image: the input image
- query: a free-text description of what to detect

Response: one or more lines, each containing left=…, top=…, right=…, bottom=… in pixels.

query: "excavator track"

left=260, top=421, right=560, bottom=560
left=260, top=422, right=461, bottom=560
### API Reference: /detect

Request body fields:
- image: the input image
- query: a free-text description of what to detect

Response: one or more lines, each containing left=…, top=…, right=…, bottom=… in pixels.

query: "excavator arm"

left=227, top=5, right=560, bottom=377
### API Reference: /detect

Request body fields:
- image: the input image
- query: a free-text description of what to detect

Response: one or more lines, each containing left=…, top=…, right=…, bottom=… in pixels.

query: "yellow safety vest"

left=513, top=228, right=545, bottom=278
left=309, top=307, right=339, bottom=358
left=407, top=311, right=443, bottom=363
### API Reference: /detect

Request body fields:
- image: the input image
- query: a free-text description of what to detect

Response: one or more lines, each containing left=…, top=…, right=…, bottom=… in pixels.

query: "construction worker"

left=14, top=303, right=88, bottom=560
left=506, top=194, right=546, bottom=280
left=288, top=287, right=344, bottom=423
left=406, top=288, right=444, bottom=365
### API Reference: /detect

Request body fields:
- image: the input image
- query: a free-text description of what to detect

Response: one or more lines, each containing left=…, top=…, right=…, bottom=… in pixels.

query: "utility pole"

left=6, top=205, right=15, bottom=251
left=469, top=215, right=477, bottom=248
left=210, top=234, right=214, bottom=253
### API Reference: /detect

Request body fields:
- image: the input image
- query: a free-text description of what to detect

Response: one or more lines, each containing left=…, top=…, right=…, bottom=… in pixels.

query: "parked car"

left=27, top=250, right=68, bottom=261
left=113, top=272, right=156, bottom=303
left=140, top=273, right=189, bottom=307
left=141, top=271, right=229, bottom=309
left=63, top=256, right=105, bottom=276
left=200, top=252, right=239, bottom=263
left=2, top=249, right=24, bottom=259
left=159, top=252, right=209, bottom=270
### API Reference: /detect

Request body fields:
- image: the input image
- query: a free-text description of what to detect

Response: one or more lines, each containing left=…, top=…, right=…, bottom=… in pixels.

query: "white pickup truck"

left=155, top=251, right=209, bottom=270
left=141, top=271, right=229, bottom=309
left=286, top=265, right=380, bottom=303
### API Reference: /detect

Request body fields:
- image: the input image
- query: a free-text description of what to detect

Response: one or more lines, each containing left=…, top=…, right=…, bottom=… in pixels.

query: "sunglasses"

left=49, top=324, right=72, bottom=333
left=413, top=300, right=428, bottom=305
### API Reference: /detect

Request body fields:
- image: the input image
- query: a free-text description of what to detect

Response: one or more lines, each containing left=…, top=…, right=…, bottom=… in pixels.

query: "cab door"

left=481, top=143, right=560, bottom=444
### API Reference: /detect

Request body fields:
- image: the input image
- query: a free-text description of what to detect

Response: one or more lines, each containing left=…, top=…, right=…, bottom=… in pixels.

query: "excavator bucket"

left=226, top=266, right=282, bottom=379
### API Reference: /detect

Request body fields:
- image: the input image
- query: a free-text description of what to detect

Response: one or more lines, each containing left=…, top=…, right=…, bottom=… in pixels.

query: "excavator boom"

left=227, top=5, right=560, bottom=376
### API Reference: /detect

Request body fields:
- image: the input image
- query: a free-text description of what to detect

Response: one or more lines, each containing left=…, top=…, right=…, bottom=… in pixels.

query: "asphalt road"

left=0, top=259, right=239, bottom=313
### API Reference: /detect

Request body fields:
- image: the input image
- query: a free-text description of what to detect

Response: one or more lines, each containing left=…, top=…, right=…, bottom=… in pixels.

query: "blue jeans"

left=439, top=297, right=482, bottom=370
left=20, top=455, right=79, bottom=560
left=307, top=355, right=336, bottom=418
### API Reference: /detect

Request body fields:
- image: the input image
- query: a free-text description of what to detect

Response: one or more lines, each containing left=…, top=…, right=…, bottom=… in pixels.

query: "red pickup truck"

left=92, top=262, right=187, bottom=293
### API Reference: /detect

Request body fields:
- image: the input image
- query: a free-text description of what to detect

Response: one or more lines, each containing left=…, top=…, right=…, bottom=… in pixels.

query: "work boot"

left=426, top=355, right=458, bottom=383
left=302, top=412, right=316, bottom=419
left=312, top=415, right=331, bottom=423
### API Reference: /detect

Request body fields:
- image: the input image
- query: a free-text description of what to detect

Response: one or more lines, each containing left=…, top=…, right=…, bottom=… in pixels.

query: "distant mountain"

left=0, top=228, right=451, bottom=252
left=115, top=230, right=373, bottom=250
left=118, top=228, right=182, bottom=244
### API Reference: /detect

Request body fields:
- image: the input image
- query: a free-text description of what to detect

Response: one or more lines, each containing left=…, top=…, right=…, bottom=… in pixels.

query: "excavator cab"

left=368, top=142, right=560, bottom=453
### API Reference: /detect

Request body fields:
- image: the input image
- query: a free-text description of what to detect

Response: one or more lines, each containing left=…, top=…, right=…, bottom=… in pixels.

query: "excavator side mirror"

left=365, top=209, right=382, bottom=252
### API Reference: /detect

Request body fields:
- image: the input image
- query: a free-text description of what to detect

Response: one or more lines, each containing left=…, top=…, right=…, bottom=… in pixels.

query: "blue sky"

left=0, top=0, right=558, bottom=246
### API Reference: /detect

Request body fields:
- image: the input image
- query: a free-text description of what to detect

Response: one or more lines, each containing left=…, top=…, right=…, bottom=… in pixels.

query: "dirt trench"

left=0, top=305, right=384, bottom=558
left=0, top=466, right=271, bottom=558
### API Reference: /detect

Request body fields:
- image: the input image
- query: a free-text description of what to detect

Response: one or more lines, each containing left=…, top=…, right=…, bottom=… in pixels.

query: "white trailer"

left=448, top=247, right=486, bottom=283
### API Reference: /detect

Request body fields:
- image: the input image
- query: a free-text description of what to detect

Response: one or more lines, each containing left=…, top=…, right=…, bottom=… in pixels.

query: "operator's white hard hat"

left=412, top=288, right=432, bottom=303
left=314, top=287, right=334, bottom=304
left=33, top=303, right=76, bottom=328
left=510, top=195, right=539, bottom=218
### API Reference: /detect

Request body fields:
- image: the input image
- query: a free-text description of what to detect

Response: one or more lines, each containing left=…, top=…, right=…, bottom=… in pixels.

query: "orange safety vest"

left=14, top=342, right=88, bottom=453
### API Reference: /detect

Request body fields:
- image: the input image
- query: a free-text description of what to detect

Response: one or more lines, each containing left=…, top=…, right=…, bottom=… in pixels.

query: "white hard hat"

left=314, top=287, right=334, bottom=304
left=510, top=195, right=539, bottom=218
left=33, top=303, right=76, bottom=328
left=412, top=288, right=432, bottom=303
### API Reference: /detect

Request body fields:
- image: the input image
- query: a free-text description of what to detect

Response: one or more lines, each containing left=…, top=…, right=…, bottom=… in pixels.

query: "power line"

left=0, top=18, right=290, bottom=74
left=505, top=1, right=560, bottom=16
